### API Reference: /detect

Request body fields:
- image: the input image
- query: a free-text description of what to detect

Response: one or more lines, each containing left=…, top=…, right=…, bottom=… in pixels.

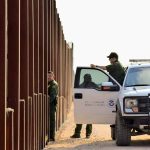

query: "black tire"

left=116, top=112, right=131, bottom=146
left=111, top=126, right=116, bottom=140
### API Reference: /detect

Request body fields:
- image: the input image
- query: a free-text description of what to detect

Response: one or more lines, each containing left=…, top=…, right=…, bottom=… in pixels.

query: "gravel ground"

left=44, top=104, right=150, bottom=150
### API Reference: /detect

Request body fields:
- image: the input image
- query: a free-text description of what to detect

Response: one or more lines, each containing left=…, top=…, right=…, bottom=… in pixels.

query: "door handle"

left=74, top=93, right=83, bottom=99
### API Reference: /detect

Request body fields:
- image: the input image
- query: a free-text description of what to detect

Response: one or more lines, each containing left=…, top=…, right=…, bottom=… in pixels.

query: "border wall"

left=0, top=0, right=73, bottom=150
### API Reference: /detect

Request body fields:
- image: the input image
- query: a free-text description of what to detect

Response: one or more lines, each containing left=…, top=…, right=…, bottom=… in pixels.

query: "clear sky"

left=56, top=0, right=150, bottom=70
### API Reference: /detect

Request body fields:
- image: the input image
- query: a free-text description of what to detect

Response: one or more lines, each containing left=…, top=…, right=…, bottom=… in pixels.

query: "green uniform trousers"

left=74, top=124, right=92, bottom=136
left=49, top=102, right=56, bottom=140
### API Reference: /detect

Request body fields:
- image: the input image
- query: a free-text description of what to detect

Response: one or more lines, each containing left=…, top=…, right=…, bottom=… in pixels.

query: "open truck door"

left=74, top=67, right=121, bottom=124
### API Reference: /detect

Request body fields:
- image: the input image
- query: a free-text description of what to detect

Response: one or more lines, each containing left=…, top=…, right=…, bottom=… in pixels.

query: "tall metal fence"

left=0, top=0, right=73, bottom=150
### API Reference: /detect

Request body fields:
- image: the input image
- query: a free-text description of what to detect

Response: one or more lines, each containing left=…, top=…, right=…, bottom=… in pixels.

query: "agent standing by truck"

left=71, top=74, right=98, bottom=139
left=91, top=52, right=125, bottom=85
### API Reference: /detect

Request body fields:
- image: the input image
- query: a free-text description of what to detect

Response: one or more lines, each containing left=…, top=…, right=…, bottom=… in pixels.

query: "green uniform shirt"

left=48, top=80, right=58, bottom=104
left=106, top=61, right=125, bottom=85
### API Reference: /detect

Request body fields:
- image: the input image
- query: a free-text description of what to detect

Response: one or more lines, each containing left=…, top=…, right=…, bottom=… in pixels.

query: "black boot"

left=70, top=134, right=81, bottom=138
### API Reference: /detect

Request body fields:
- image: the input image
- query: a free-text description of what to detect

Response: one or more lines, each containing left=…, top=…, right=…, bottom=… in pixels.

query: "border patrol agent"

left=91, top=52, right=125, bottom=85
left=48, top=71, right=58, bottom=141
left=71, top=74, right=98, bottom=139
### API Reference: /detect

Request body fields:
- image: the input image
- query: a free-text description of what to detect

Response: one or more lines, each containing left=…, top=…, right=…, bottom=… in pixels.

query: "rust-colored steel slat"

left=42, top=94, right=45, bottom=147
left=34, top=0, right=39, bottom=148
left=49, top=0, right=52, bottom=71
left=58, top=97, right=62, bottom=129
left=44, top=0, right=48, bottom=146
left=6, top=108, right=14, bottom=150
left=70, top=45, right=73, bottom=108
left=54, top=1, right=58, bottom=79
left=0, top=0, right=7, bottom=149
left=63, top=41, right=67, bottom=120
left=65, top=46, right=68, bottom=113
left=55, top=9, right=59, bottom=129
left=38, top=93, right=43, bottom=149
left=19, top=100, right=25, bottom=150
left=28, top=97, right=33, bottom=150
left=31, top=95, right=36, bottom=150
left=63, top=97, right=66, bottom=124
left=55, top=18, right=59, bottom=128
left=41, top=94, right=45, bottom=148
left=29, top=0, right=35, bottom=149
left=7, top=0, right=20, bottom=149
left=37, top=93, right=40, bottom=150
left=34, top=93, right=41, bottom=150
left=48, top=0, right=51, bottom=71
left=56, top=97, right=59, bottom=131
left=44, top=0, right=48, bottom=96
left=58, top=16, right=63, bottom=97
left=51, top=0, right=55, bottom=71
left=54, top=2, right=58, bottom=80
left=63, top=96, right=67, bottom=123
left=57, top=14, right=60, bottom=88
left=36, top=94, right=40, bottom=150
left=34, top=0, right=39, bottom=95
left=64, top=41, right=67, bottom=118
left=39, top=0, right=45, bottom=148
left=20, top=0, right=30, bottom=149
left=47, top=95, right=50, bottom=139
left=39, top=0, right=44, bottom=95
left=45, top=95, right=49, bottom=144
left=43, top=95, right=47, bottom=145
left=29, top=0, right=34, bottom=100
left=34, top=94, right=38, bottom=150
left=68, top=45, right=72, bottom=111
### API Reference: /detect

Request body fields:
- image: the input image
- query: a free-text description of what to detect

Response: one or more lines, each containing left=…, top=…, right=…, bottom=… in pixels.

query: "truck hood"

left=121, top=86, right=150, bottom=97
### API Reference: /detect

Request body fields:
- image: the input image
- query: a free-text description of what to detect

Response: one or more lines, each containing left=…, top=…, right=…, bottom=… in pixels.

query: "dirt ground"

left=44, top=104, right=150, bottom=150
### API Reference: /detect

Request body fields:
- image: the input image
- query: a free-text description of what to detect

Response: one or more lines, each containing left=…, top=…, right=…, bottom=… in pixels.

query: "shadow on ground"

left=45, top=138, right=150, bottom=150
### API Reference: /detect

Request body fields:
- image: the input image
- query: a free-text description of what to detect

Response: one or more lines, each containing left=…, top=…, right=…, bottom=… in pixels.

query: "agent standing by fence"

left=48, top=71, right=59, bottom=141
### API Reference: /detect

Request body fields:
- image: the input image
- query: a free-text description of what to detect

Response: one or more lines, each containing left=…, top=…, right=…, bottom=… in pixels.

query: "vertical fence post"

left=19, top=100, right=25, bottom=150
left=7, top=0, right=20, bottom=149
left=51, top=0, right=55, bottom=71
left=33, top=0, right=39, bottom=95
left=0, top=0, right=7, bottom=149
left=34, top=94, right=38, bottom=150
left=39, top=0, right=44, bottom=148
left=28, top=97, right=33, bottom=150
left=6, top=108, right=14, bottom=150
left=29, top=0, right=35, bottom=149
left=20, top=0, right=29, bottom=149
left=34, top=0, right=39, bottom=149
left=48, top=0, right=51, bottom=71
left=44, top=0, right=48, bottom=145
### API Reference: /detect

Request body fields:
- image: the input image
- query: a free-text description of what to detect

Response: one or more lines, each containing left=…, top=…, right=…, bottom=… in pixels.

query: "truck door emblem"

left=108, top=100, right=115, bottom=107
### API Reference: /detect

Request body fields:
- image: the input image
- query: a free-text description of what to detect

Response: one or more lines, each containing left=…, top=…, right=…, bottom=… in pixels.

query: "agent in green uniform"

left=71, top=74, right=98, bottom=139
left=48, top=71, right=58, bottom=141
left=91, top=52, right=125, bottom=85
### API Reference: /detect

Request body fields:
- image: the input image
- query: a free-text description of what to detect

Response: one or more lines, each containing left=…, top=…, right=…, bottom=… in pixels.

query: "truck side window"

left=79, top=73, right=99, bottom=89
left=79, top=69, right=112, bottom=90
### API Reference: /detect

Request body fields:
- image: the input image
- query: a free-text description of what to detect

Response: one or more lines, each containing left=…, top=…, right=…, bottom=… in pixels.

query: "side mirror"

left=101, top=82, right=119, bottom=91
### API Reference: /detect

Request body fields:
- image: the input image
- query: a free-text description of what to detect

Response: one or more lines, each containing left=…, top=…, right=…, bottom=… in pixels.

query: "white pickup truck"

left=74, top=64, right=150, bottom=146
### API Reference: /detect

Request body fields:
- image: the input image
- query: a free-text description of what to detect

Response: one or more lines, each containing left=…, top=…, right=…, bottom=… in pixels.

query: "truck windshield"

left=124, top=67, right=150, bottom=87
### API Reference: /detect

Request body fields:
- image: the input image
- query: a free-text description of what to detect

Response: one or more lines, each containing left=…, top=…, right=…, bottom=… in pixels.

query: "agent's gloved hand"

left=90, top=64, right=96, bottom=68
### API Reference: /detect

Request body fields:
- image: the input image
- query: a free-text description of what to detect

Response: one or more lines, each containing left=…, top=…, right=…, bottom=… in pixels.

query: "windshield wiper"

left=125, top=84, right=150, bottom=87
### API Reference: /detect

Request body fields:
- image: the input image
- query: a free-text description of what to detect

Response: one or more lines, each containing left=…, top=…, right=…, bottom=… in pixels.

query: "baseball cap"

left=107, top=52, right=118, bottom=59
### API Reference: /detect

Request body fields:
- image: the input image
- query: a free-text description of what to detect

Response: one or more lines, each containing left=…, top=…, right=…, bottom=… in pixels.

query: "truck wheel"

left=111, top=126, right=116, bottom=140
left=116, top=112, right=131, bottom=146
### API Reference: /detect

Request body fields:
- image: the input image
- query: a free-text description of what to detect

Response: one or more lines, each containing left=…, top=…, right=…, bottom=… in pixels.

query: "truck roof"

left=128, top=63, right=150, bottom=69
